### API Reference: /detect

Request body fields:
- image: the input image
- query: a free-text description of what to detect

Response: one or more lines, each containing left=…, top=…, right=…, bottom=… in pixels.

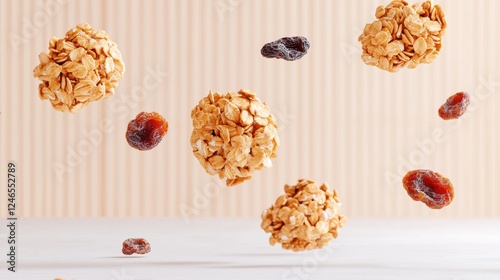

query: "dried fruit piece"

left=190, top=89, right=279, bottom=186
left=261, top=36, right=310, bottom=61
left=402, top=170, right=454, bottom=209
left=126, top=112, right=168, bottom=151
left=261, top=179, right=346, bottom=251
left=438, top=91, right=470, bottom=120
left=33, top=23, right=126, bottom=113
left=122, top=238, right=151, bottom=255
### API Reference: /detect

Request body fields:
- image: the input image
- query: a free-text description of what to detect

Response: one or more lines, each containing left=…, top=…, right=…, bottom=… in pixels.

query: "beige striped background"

left=1, top=0, right=499, bottom=218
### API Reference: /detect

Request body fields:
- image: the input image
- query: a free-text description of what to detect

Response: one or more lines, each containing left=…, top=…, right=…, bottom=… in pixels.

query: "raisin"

left=402, top=170, right=454, bottom=209
left=126, top=112, right=168, bottom=151
left=122, top=238, right=151, bottom=255
left=261, top=36, right=310, bottom=61
left=438, top=91, right=470, bottom=120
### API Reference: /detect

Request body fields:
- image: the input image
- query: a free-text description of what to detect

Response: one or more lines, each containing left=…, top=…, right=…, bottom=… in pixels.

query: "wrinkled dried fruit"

left=438, top=91, right=470, bottom=120
left=402, top=170, right=454, bottom=209
left=126, top=112, right=168, bottom=151
left=261, top=36, right=310, bottom=61
left=122, top=238, right=151, bottom=255
left=261, top=179, right=346, bottom=251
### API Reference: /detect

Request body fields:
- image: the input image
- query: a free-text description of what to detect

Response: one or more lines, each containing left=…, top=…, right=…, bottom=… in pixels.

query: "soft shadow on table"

left=98, top=258, right=230, bottom=266
left=101, top=256, right=149, bottom=259
left=18, top=260, right=233, bottom=269
left=19, top=260, right=500, bottom=273
left=226, top=253, right=289, bottom=257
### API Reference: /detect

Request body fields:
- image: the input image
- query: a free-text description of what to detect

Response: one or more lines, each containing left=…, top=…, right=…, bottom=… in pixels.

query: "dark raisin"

left=402, top=170, right=454, bottom=209
left=438, top=91, right=470, bottom=120
left=122, top=238, right=151, bottom=255
left=261, top=36, right=310, bottom=61
left=126, top=112, right=168, bottom=151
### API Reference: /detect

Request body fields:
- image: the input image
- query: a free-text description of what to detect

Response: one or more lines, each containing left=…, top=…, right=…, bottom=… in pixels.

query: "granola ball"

left=33, top=23, right=125, bottom=113
left=190, top=89, right=279, bottom=186
left=261, top=179, right=346, bottom=251
left=358, top=0, right=447, bottom=72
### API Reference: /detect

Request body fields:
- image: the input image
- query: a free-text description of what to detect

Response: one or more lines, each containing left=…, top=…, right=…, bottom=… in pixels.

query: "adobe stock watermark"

left=214, top=0, right=241, bottom=21
left=110, top=268, right=135, bottom=280
left=52, top=65, right=169, bottom=182
left=282, top=245, right=337, bottom=280
left=339, top=26, right=363, bottom=62
left=274, top=106, right=296, bottom=133
left=385, top=75, right=499, bottom=191
left=9, top=0, right=68, bottom=52
left=340, top=41, right=361, bottom=62
left=180, top=178, right=225, bottom=224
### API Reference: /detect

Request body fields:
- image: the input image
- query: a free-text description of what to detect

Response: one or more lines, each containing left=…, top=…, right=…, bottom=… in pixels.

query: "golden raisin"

left=122, top=238, right=151, bottom=255
left=438, top=92, right=470, bottom=120
left=126, top=112, right=168, bottom=151
left=402, top=170, right=454, bottom=209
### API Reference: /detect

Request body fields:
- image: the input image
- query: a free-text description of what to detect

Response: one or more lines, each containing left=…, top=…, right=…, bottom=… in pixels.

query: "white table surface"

left=1, top=218, right=499, bottom=280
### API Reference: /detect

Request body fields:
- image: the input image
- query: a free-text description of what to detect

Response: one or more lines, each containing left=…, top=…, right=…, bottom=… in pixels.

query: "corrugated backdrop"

left=1, top=0, right=499, bottom=218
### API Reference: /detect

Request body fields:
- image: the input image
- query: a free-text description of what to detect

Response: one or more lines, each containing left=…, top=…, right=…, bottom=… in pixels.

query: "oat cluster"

left=190, top=89, right=279, bottom=186
left=261, top=179, right=346, bottom=251
left=33, top=23, right=125, bottom=113
left=358, top=0, right=446, bottom=72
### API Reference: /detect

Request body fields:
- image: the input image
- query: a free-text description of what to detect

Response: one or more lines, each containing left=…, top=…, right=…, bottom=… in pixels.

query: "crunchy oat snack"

left=261, top=179, right=346, bottom=251
left=190, top=89, right=279, bottom=186
left=33, top=23, right=125, bottom=113
left=358, top=0, right=446, bottom=72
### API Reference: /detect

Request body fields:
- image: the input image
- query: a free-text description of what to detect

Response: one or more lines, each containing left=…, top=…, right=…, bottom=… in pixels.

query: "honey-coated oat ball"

left=190, top=89, right=279, bottom=186
left=33, top=23, right=125, bottom=113
left=358, top=0, right=447, bottom=72
left=261, top=179, right=346, bottom=251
